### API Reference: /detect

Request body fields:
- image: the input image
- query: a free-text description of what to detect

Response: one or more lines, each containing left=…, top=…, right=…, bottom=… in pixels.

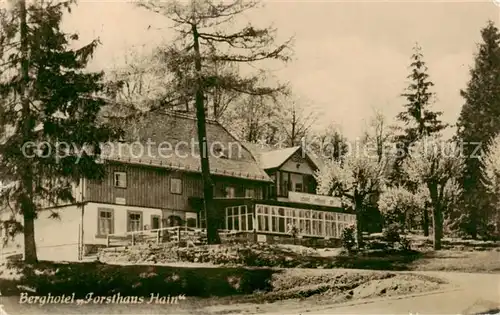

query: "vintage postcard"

left=0, top=0, right=499, bottom=314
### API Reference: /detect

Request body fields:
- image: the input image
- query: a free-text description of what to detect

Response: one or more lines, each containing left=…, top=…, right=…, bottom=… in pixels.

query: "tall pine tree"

left=394, top=43, right=447, bottom=236
left=139, top=0, right=292, bottom=244
left=456, top=21, right=500, bottom=239
left=0, top=0, right=120, bottom=262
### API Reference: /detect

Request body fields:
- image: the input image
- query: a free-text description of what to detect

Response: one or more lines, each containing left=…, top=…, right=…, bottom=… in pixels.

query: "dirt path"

left=258, top=271, right=500, bottom=315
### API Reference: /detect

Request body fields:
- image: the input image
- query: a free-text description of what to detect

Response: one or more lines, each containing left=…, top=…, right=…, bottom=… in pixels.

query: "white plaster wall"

left=1, top=205, right=82, bottom=262
left=280, top=158, right=315, bottom=175
left=83, top=202, right=163, bottom=245
left=35, top=205, right=82, bottom=261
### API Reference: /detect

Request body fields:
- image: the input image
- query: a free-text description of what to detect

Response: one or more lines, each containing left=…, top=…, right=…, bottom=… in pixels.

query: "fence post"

left=156, top=229, right=160, bottom=244
left=177, top=226, right=181, bottom=244
left=106, top=235, right=110, bottom=247
left=131, top=233, right=135, bottom=246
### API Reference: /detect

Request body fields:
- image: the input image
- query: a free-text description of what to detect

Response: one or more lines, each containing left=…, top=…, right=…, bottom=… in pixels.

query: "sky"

left=61, top=0, right=499, bottom=140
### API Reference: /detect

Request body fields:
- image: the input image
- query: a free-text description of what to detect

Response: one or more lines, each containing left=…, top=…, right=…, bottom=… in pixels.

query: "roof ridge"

left=155, top=110, right=219, bottom=125
left=261, top=145, right=301, bottom=155
left=239, top=142, right=261, bottom=163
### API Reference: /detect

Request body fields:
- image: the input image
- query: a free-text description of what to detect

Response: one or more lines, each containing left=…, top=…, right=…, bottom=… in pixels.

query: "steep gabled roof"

left=260, top=146, right=302, bottom=170
left=102, top=112, right=272, bottom=182
left=241, top=142, right=273, bottom=165
left=241, top=142, right=321, bottom=172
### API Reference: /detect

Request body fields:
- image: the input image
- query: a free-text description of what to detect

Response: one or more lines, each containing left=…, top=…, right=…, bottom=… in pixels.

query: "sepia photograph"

left=0, top=0, right=499, bottom=314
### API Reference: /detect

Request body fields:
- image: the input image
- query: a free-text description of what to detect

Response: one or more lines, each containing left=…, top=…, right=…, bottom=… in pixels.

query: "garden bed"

left=98, top=242, right=423, bottom=270
left=97, top=239, right=500, bottom=274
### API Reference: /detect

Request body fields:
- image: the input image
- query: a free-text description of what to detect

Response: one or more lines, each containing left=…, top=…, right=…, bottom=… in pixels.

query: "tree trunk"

left=290, top=111, right=296, bottom=147
left=22, top=209, right=37, bottom=263
left=422, top=207, right=430, bottom=236
left=469, top=204, right=478, bottom=239
left=19, top=0, right=38, bottom=263
left=432, top=207, right=442, bottom=250
left=354, top=194, right=364, bottom=249
left=191, top=24, right=220, bottom=244
left=356, top=215, right=363, bottom=249
left=428, top=182, right=442, bottom=250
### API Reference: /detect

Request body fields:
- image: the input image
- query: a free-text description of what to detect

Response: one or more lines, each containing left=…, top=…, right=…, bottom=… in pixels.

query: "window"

left=186, top=213, right=197, bottom=228
left=225, top=186, right=235, bottom=198
left=294, top=183, right=303, bottom=192
left=170, top=178, right=182, bottom=194
left=98, top=208, right=114, bottom=235
left=282, top=180, right=289, bottom=195
left=254, top=206, right=343, bottom=239
left=127, top=211, right=143, bottom=232
left=167, top=215, right=183, bottom=227
left=245, top=188, right=254, bottom=198
left=256, top=205, right=269, bottom=232
left=151, top=215, right=160, bottom=230
left=114, top=172, right=126, bottom=188
left=255, top=205, right=286, bottom=233
left=225, top=206, right=253, bottom=232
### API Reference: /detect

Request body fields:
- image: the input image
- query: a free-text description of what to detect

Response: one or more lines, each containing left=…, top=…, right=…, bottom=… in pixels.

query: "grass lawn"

left=408, top=250, right=500, bottom=273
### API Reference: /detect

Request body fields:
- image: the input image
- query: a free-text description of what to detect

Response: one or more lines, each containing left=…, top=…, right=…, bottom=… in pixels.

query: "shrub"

left=366, top=240, right=390, bottom=250
left=399, top=236, right=412, bottom=251
left=341, top=225, right=356, bottom=253
left=382, top=223, right=401, bottom=248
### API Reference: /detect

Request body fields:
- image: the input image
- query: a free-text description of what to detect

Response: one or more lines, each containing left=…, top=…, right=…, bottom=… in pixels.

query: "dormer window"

left=225, top=186, right=235, bottom=198
left=245, top=188, right=254, bottom=198
left=170, top=178, right=182, bottom=194
left=114, top=172, right=127, bottom=188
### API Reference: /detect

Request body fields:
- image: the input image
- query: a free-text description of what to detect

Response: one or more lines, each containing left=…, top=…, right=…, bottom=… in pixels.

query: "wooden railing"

left=105, top=228, right=256, bottom=247
left=105, top=226, right=207, bottom=247
left=218, top=229, right=253, bottom=244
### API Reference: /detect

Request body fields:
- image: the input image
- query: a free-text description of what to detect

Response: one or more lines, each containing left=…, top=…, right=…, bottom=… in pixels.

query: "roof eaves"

left=271, top=146, right=302, bottom=170
left=104, top=157, right=273, bottom=183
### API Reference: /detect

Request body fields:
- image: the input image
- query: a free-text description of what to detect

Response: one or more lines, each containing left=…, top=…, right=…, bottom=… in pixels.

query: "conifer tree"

left=394, top=43, right=447, bottom=236
left=0, top=0, right=120, bottom=262
left=456, top=21, right=500, bottom=239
